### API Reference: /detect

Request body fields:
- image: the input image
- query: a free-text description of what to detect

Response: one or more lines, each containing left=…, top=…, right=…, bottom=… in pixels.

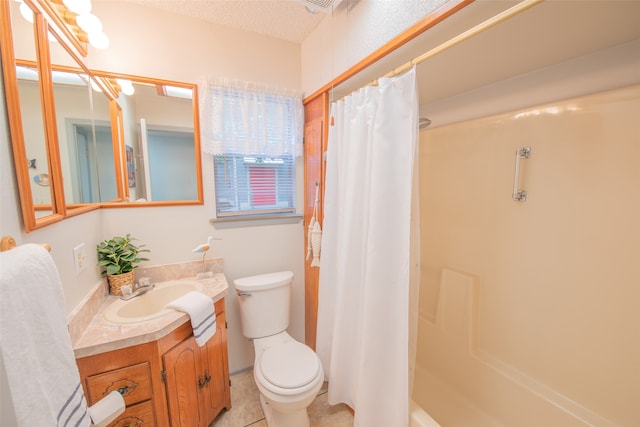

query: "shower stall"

left=412, top=84, right=640, bottom=427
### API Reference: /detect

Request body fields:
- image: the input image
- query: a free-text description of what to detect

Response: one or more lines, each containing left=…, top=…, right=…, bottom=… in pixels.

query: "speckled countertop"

left=71, top=269, right=228, bottom=359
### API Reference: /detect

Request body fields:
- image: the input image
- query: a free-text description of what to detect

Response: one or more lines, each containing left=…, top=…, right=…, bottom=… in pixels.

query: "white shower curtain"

left=316, top=67, right=418, bottom=427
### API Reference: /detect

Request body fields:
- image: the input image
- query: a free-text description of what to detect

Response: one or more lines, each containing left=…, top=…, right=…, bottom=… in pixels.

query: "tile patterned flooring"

left=211, top=369, right=354, bottom=427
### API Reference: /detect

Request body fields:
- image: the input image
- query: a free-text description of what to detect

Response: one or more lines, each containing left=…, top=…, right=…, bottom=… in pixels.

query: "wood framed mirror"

left=1, top=0, right=203, bottom=232
left=1, top=0, right=65, bottom=231
left=93, top=72, right=203, bottom=206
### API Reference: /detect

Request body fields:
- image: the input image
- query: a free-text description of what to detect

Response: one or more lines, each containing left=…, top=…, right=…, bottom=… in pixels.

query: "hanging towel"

left=166, top=291, right=216, bottom=346
left=0, top=244, right=92, bottom=427
left=307, top=182, right=322, bottom=267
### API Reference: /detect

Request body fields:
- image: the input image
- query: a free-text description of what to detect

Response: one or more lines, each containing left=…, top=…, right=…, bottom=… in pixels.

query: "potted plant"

left=97, top=234, right=150, bottom=295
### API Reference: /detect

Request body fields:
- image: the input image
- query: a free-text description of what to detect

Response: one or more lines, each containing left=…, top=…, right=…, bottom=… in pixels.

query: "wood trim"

left=0, top=1, right=37, bottom=231
left=35, top=13, right=66, bottom=219
left=303, top=93, right=328, bottom=350
left=303, top=0, right=474, bottom=104
left=110, top=101, right=127, bottom=201
left=191, top=84, right=205, bottom=204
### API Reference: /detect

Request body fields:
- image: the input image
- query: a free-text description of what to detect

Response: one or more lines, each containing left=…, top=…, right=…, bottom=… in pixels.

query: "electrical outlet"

left=73, top=243, right=87, bottom=274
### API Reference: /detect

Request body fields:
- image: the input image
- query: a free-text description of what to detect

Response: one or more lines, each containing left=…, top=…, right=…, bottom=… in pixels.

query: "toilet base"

left=260, top=393, right=310, bottom=427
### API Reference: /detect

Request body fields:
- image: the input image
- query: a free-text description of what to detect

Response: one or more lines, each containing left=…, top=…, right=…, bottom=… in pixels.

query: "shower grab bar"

left=512, top=146, right=531, bottom=201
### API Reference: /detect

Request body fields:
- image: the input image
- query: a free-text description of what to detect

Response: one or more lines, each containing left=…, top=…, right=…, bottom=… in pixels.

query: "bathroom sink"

left=104, top=280, right=203, bottom=324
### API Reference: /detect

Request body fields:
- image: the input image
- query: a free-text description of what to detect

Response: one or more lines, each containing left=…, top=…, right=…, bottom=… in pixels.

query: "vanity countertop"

left=72, top=273, right=229, bottom=359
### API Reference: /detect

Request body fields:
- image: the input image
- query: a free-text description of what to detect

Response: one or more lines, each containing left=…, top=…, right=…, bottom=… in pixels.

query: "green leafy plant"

left=96, top=234, right=150, bottom=276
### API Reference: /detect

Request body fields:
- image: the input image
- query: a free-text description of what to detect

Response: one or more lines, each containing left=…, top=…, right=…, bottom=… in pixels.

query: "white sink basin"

left=104, top=280, right=203, bottom=324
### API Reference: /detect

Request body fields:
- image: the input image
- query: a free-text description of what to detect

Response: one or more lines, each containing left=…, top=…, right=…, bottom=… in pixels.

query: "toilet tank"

left=234, top=271, right=293, bottom=339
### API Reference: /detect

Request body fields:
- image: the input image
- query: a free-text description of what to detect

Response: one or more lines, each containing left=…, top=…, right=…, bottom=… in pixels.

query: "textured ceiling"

left=125, top=0, right=326, bottom=43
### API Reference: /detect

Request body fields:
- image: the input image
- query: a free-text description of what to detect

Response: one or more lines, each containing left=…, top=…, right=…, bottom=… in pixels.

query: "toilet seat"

left=259, top=341, right=321, bottom=390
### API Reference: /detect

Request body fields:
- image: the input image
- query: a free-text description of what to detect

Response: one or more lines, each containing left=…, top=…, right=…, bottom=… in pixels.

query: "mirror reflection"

left=11, top=1, right=54, bottom=219
left=49, top=68, right=119, bottom=204
left=47, top=25, right=120, bottom=205
left=109, top=77, right=200, bottom=202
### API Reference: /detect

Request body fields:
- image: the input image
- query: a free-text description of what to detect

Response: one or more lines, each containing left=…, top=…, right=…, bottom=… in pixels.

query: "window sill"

left=210, top=213, right=303, bottom=228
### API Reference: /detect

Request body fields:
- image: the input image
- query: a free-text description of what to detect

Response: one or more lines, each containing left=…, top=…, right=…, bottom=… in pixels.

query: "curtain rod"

left=366, top=0, right=544, bottom=88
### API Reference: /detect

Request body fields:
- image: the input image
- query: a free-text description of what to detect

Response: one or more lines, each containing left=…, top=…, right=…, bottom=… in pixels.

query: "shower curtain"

left=316, top=67, right=418, bottom=427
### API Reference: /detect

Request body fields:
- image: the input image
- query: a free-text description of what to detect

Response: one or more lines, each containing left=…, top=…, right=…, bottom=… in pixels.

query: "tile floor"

left=211, top=369, right=354, bottom=427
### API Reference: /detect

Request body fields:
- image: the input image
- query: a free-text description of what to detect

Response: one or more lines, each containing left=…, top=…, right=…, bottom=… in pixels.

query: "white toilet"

left=234, top=271, right=324, bottom=427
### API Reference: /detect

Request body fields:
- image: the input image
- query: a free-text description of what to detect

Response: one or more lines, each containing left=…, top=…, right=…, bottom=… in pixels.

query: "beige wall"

left=301, top=0, right=448, bottom=95
left=416, top=84, right=640, bottom=427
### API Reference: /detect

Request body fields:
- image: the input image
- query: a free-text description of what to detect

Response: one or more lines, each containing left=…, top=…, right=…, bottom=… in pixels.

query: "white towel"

left=0, top=244, right=91, bottom=427
left=166, top=291, right=216, bottom=346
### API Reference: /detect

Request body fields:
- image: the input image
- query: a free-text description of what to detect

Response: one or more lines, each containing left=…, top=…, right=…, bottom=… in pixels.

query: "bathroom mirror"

left=49, top=65, right=121, bottom=206
left=2, top=0, right=203, bottom=232
left=2, top=0, right=65, bottom=230
left=94, top=72, right=203, bottom=205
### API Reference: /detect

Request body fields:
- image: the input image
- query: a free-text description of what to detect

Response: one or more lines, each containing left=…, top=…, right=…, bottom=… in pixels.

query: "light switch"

left=73, top=243, right=87, bottom=274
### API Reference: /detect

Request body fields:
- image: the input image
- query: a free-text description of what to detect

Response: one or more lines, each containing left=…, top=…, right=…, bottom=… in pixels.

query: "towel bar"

left=1, top=236, right=51, bottom=252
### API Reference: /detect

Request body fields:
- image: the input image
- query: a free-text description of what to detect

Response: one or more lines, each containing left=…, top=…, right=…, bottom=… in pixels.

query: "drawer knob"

left=114, top=417, right=143, bottom=427
left=105, top=379, right=138, bottom=398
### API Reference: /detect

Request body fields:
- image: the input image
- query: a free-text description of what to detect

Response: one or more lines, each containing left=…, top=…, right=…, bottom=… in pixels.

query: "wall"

left=1, top=1, right=303, bottom=379
left=416, top=80, right=640, bottom=427
left=301, top=0, right=448, bottom=95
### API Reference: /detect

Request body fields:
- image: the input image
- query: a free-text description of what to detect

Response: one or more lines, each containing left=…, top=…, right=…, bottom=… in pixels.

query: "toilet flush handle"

left=237, top=291, right=252, bottom=297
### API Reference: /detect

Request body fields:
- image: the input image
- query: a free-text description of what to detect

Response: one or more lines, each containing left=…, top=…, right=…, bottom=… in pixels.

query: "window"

left=200, top=79, right=303, bottom=218
left=213, top=154, right=295, bottom=216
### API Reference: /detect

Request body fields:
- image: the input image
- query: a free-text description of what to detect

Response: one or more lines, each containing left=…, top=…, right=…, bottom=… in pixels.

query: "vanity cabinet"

left=76, top=299, right=231, bottom=427
left=163, top=309, right=230, bottom=427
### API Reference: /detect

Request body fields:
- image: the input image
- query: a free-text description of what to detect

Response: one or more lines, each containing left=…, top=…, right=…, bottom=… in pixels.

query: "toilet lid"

left=260, top=342, right=320, bottom=389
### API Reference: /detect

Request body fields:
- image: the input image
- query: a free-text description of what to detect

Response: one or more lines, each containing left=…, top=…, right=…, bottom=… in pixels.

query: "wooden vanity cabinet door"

left=163, top=336, right=202, bottom=427
left=162, top=300, right=231, bottom=427
left=199, top=309, right=231, bottom=422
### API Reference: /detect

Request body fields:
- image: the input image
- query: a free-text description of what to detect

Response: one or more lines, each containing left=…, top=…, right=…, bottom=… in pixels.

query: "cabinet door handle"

left=198, top=375, right=206, bottom=389
left=204, top=370, right=211, bottom=386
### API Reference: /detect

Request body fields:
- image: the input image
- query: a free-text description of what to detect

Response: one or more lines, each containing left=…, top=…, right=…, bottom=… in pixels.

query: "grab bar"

left=512, top=147, right=531, bottom=201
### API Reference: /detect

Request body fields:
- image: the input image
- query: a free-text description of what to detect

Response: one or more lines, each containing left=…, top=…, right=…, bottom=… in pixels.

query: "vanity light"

left=116, top=78, right=135, bottom=96
left=75, top=12, right=101, bottom=33
left=19, top=0, right=111, bottom=51
left=19, top=1, right=34, bottom=23
left=62, top=0, right=91, bottom=16
left=88, top=30, right=109, bottom=49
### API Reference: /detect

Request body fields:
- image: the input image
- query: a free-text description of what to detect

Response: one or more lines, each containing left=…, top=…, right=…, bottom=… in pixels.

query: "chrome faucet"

left=119, top=277, right=154, bottom=300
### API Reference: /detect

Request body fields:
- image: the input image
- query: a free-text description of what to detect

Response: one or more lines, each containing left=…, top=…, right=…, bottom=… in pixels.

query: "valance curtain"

left=198, top=78, right=304, bottom=157
left=316, top=67, right=419, bottom=427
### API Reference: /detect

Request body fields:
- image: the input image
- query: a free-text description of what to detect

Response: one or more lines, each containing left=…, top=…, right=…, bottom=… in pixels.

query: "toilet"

left=234, top=271, right=324, bottom=427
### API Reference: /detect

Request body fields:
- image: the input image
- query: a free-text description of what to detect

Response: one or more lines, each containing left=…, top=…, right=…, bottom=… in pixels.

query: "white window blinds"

left=199, top=78, right=302, bottom=217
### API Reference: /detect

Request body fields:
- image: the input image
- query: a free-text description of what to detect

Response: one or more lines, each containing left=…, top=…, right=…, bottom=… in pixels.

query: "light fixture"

left=62, top=0, right=92, bottom=16
left=116, top=78, right=135, bottom=96
left=88, top=31, right=109, bottom=49
left=19, top=1, right=34, bottom=24
left=18, top=0, right=110, bottom=52
left=75, top=13, right=102, bottom=34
